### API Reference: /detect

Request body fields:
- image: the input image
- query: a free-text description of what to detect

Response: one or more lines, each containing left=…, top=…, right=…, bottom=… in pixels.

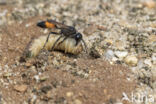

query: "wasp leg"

left=50, top=32, right=61, bottom=34
left=51, top=30, right=74, bottom=50
left=58, top=36, right=88, bottom=53
left=42, top=32, right=60, bottom=49
left=51, top=35, right=64, bottom=51
left=57, top=36, right=69, bottom=46
left=81, top=39, right=88, bottom=53
left=57, top=33, right=78, bottom=47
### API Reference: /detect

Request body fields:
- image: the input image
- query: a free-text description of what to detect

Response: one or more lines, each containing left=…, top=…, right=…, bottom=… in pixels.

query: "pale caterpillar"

left=24, top=34, right=83, bottom=57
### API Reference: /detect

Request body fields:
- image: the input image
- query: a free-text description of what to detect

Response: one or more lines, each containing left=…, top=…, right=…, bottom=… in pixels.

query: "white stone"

left=114, top=51, right=128, bottom=59
left=152, top=53, right=156, bottom=64
left=112, top=57, right=118, bottom=62
left=144, top=59, right=152, bottom=67
left=104, top=49, right=114, bottom=60
left=137, top=59, right=144, bottom=69
left=34, top=75, right=40, bottom=82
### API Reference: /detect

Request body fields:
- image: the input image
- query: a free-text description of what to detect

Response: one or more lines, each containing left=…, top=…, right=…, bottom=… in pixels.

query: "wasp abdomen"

left=37, top=21, right=56, bottom=28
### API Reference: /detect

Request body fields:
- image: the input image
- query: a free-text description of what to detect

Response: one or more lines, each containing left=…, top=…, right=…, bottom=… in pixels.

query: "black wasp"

left=37, top=19, right=87, bottom=52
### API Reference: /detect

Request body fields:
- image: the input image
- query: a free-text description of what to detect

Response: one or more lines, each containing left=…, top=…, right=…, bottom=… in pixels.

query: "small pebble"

left=25, top=23, right=32, bottom=27
left=137, top=59, right=144, bottom=69
left=25, top=62, right=32, bottom=67
left=66, top=92, right=74, bottom=97
left=64, top=65, right=72, bottom=71
left=3, top=73, right=12, bottom=78
left=148, top=34, right=156, bottom=44
left=152, top=54, right=156, bottom=64
left=104, top=39, right=113, bottom=45
left=28, top=95, right=37, bottom=104
left=105, top=49, right=114, bottom=60
left=40, top=85, right=52, bottom=93
left=46, top=91, right=53, bottom=99
left=74, top=99, right=82, bottom=104
left=114, top=51, right=128, bottom=59
left=151, top=69, right=156, bottom=80
left=114, top=40, right=126, bottom=50
left=34, top=75, right=40, bottom=83
left=143, top=0, right=156, bottom=8
left=103, top=89, right=107, bottom=94
left=144, top=59, right=152, bottom=67
left=83, top=24, right=98, bottom=36
left=40, top=76, right=48, bottom=82
left=14, top=84, right=28, bottom=92
left=124, top=55, right=138, bottom=66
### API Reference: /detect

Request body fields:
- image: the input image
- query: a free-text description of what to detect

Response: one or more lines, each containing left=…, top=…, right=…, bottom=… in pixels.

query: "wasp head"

left=75, top=33, right=82, bottom=46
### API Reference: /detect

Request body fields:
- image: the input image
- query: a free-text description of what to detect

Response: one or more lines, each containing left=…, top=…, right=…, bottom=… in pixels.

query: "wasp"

left=37, top=19, right=88, bottom=53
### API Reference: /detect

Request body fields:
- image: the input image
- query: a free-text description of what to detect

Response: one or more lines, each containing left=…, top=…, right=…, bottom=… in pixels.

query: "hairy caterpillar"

left=24, top=34, right=83, bottom=57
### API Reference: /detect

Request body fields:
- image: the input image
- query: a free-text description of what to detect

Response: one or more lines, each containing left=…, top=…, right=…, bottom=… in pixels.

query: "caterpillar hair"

left=24, top=34, right=83, bottom=57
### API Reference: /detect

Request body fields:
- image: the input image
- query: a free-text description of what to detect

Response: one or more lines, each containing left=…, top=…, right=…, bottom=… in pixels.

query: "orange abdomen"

left=37, top=21, right=56, bottom=29
left=45, top=21, right=56, bottom=28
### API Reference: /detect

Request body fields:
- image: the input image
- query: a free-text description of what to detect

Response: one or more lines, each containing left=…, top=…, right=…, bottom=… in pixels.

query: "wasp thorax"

left=68, top=26, right=76, bottom=31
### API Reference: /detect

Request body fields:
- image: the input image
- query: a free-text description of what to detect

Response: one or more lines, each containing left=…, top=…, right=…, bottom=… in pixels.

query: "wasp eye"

left=74, top=33, right=82, bottom=46
left=75, top=33, right=82, bottom=41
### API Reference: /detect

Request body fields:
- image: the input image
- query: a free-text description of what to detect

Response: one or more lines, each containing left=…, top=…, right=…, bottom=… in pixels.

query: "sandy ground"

left=0, top=17, right=136, bottom=104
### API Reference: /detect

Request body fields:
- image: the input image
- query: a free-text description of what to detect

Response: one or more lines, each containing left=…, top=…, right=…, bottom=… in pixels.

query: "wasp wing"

left=47, top=19, right=69, bottom=29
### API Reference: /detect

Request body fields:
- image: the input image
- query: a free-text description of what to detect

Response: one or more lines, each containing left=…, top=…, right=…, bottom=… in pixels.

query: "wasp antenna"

left=81, top=39, right=88, bottom=54
left=42, top=32, right=51, bottom=49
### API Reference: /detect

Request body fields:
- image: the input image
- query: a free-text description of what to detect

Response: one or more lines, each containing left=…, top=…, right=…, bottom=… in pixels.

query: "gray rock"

left=104, top=49, right=114, bottom=60
left=144, top=59, right=152, bottom=67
